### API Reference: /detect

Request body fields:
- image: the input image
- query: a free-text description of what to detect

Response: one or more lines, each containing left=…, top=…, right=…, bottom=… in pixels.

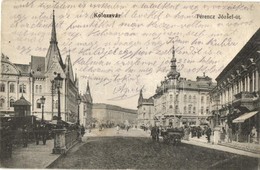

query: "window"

left=188, top=105, right=192, bottom=114
left=0, top=84, right=5, bottom=92
left=175, top=105, right=178, bottom=111
left=193, top=95, right=196, bottom=102
left=170, top=94, right=173, bottom=100
left=184, top=106, right=187, bottom=114
left=39, top=85, right=42, bottom=93
left=10, top=99, right=15, bottom=107
left=10, top=83, right=15, bottom=93
left=36, top=99, right=41, bottom=108
left=35, top=85, right=38, bottom=93
left=184, top=95, right=187, bottom=102
left=201, top=96, right=204, bottom=103
left=193, top=107, right=196, bottom=114
left=55, top=100, right=58, bottom=109
left=169, top=105, right=173, bottom=109
left=20, top=84, right=26, bottom=93
left=189, top=95, right=192, bottom=102
left=206, top=107, right=209, bottom=114
left=0, top=99, right=4, bottom=108
left=206, top=96, right=210, bottom=103
left=201, top=106, right=204, bottom=114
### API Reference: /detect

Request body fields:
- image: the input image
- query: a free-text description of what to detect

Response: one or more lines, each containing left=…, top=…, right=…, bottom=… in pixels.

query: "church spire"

left=50, top=10, right=57, bottom=44
left=167, top=44, right=180, bottom=80
left=86, top=80, right=90, bottom=94
left=45, top=9, right=64, bottom=71
left=138, top=88, right=143, bottom=106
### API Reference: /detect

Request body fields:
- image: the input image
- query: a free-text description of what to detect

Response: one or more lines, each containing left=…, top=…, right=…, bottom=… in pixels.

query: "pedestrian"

left=250, top=126, right=257, bottom=143
left=227, top=127, right=233, bottom=143
left=155, top=126, right=160, bottom=141
left=35, top=123, right=40, bottom=145
left=116, top=125, right=120, bottom=134
left=205, top=126, right=212, bottom=143
left=221, top=127, right=226, bottom=142
left=41, top=123, right=47, bottom=145
left=22, top=125, right=28, bottom=147
left=197, top=126, right=202, bottom=139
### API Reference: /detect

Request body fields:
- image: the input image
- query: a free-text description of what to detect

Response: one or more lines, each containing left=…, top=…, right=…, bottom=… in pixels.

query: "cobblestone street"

left=50, top=128, right=259, bottom=169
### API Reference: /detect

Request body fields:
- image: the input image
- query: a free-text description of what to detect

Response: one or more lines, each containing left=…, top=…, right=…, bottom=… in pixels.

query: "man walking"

left=206, top=126, right=212, bottom=143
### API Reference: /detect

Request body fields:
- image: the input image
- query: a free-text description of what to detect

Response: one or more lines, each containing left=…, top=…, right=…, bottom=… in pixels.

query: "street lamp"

left=77, top=95, right=81, bottom=125
left=40, top=96, right=46, bottom=122
left=54, top=73, right=63, bottom=122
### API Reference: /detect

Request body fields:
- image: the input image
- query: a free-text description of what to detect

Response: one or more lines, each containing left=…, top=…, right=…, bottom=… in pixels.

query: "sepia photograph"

left=0, top=0, right=260, bottom=169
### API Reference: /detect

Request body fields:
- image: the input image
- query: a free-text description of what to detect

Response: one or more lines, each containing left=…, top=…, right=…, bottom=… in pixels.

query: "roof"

left=93, top=103, right=137, bottom=114
left=216, top=28, right=260, bottom=81
left=14, top=64, right=30, bottom=74
left=13, top=96, right=31, bottom=106
left=31, top=56, right=45, bottom=78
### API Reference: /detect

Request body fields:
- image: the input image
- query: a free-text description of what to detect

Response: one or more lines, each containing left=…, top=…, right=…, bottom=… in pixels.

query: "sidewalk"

left=183, top=136, right=260, bottom=158
left=0, top=139, right=60, bottom=168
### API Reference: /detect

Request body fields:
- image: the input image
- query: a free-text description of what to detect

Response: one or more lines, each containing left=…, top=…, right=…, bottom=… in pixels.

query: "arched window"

left=0, top=84, right=5, bottom=92
left=36, top=99, right=41, bottom=108
left=201, top=96, right=204, bottom=103
left=184, top=106, right=187, bottom=114
left=10, top=99, right=15, bottom=107
left=175, top=105, right=178, bottom=111
left=0, top=99, right=5, bottom=108
left=35, top=85, right=38, bottom=93
left=206, top=96, right=210, bottom=103
left=189, top=95, right=192, bottom=102
left=10, top=83, right=15, bottom=93
left=184, top=95, right=187, bottom=102
left=193, top=107, right=196, bottom=114
left=170, top=94, right=173, bottom=100
left=193, top=95, right=196, bottom=102
left=201, top=106, right=204, bottom=114
left=188, top=105, right=192, bottom=114
left=39, top=85, right=42, bottom=93
left=169, top=105, right=173, bottom=109
left=20, top=84, right=26, bottom=93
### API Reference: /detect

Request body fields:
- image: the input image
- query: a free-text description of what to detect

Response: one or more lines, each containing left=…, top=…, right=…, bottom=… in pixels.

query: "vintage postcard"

left=1, top=0, right=260, bottom=169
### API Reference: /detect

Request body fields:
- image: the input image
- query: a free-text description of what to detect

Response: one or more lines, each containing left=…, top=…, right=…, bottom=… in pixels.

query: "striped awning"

left=233, top=111, right=258, bottom=123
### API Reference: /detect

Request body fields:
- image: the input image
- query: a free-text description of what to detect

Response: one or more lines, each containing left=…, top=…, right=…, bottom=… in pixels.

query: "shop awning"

left=232, top=111, right=258, bottom=123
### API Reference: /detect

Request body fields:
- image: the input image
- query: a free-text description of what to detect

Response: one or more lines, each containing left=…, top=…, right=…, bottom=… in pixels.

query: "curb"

left=45, top=140, right=81, bottom=168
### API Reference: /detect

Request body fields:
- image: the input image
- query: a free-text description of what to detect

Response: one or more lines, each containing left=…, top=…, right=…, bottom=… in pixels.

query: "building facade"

left=0, top=11, right=79, bottom=123
left=79, top=81, right=93, bottom=127
left=0, top=54, right=32, bottom=116
left=138, top=46, right=216, bottom=127
left=211, top=28, right=260, bottom=143
left=92, top=103, right=137, bottom=125
left=137, top=89, right=154, bottom=127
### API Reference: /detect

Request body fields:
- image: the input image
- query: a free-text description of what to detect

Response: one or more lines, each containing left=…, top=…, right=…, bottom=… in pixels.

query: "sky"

left=1, top=0, right=260, bottom=109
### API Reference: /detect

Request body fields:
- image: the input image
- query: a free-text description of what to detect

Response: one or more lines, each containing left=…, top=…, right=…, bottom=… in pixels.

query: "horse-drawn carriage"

left=161, top=128, right=184, bottom=145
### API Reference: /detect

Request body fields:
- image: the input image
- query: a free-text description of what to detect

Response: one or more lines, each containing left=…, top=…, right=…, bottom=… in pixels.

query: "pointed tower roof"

left=82, top=80, right=93, bottom=104
left=167, top=44, right=180, bottom=80
left=138, top=89, right=143, bottom=107
left=45, top=10, right=64, bottom=71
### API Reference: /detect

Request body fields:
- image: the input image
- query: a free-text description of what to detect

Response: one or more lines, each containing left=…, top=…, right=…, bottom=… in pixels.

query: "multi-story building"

left=139, top=46, right=216, bottom=127
left=211, top=28, right=260, bottom=143
left=0, top=11, right=80, bottom=123
left=0, top=54, right=32, bottom=116
left=79, top=81, right=93, bottom=127
left=92, top=103, right=137, bottom=125
left=137, top=89, right=154, bottom=127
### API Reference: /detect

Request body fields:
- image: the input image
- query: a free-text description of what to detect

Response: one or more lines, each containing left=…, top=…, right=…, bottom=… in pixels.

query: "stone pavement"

left=183, top=136, right=260, bottom=159
left=0, top=139, right=60, bottom=168
left=88, top=128, right=260, bottom=159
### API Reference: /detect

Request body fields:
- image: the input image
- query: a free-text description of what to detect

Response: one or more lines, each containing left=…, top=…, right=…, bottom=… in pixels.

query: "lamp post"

left=54, top=73, right=63, bottom=123
left=40, top=96, right=46, bottom=122
left=77, top=95, right=81, bottom=125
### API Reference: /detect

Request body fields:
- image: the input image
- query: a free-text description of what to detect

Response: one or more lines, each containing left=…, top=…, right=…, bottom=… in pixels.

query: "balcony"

left=233, top=91, right=258, bottom=110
